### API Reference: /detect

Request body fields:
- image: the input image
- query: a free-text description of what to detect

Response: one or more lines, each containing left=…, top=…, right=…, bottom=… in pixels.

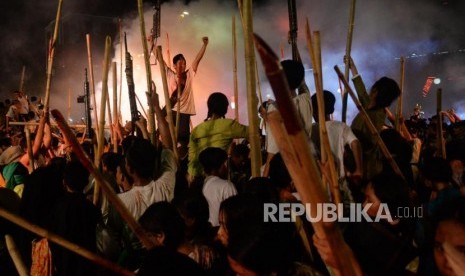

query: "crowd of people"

left=0, top=50, right=464, bottom=276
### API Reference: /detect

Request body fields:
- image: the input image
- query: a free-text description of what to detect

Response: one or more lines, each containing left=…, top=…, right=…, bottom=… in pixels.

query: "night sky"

left=1, top=0, right=465, bottom=124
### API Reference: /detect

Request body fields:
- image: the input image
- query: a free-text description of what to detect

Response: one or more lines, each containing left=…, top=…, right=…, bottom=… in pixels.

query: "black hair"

left=173, top=54, right=185, bottom=65
left=205, top=92, right=229, bottom=121
left=63, top=160, right=89, bottom=192
left=371, top=77, right=401, bottom=108
left=172, top=190, right=211, bottom=241
left=242, top=177, right=280, bottom=203
left=269, top=153, right=292, bottom=190
left=198, top=147, right=227, bottom=175
left=139, top=201, right=186, bottom=250
left=311, top=90, right=336, bottom=119
left=118, top=158, right=134, bottom=186
left=280, top=59, right=305, bottom=90
left=421, top=157, right=452, bottom=183
left=370, top=172, right=411, bottom=216
left=101, top=152, right=121, bottom=175
left=125, top=138, right=158, bottom=179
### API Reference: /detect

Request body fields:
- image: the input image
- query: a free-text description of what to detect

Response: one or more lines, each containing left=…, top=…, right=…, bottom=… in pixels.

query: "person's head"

left=101, top=152, right=121, bottom=175
left=280, top=59, right=305, bottom=91
left=311, top=90, right=336, bottom=121
left=206, top=92, right=229, bottom=120
left=363, top=172, right=411, bottom=219
left=422, top=157, right=453, bottom=187
left=173, top=191, right=210, bottom=240
left=433, top=197, right=465, bottom=276
left=199, top=147, right=228, bottom=178
left=242, top=177, right=280, bottom=204
left=369, top=77, right=401, bottom=108
left=63, top=160, right=89, bottom=193
left=269, top=153, right=295, bottom=196
left=13, top=90, right=24, bottom=98
left=172, top=53, right=186, bottom=74
left=230, top=143, right=250, bottom=168
left=125, top=138, right=158, bottom=180
left=138, top=201, right=186, bottom=250
left=12, top=99, right=21, bottom=108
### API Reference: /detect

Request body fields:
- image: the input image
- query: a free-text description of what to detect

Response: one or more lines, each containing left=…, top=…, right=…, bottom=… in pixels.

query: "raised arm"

left=345, top=56, right=369, bottom=108
left=147, top=89, right=173, bottom=150
left=192, top=37, right=209, bottom=73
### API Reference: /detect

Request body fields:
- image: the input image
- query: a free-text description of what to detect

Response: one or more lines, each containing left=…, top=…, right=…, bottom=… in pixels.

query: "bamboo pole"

left=5, top=235, right=29, bottom=276
left=436, top=89, right=446, bottom=158
left=308, top=29, right=340, bottom=204
left=254, top=34, right=359, bottom=275
left=10, top=121, right=101, bottom=128
left=119, top=19, right=123, bottom=120
left=67, top=88, right=71, bottom=120
left=51, top=109, right=155, bottom=250
left=157, top=46, right=179, bottom=160
left=112, top=62, right=118, bottom=152
left=166, top=32, right=172, bottom=69
left=241, top=0, right=262, bottom=177
left=232, top=15, right=239, bottom=122
left=86, top=34, right=100, bottom=139
left=175, top=85, right=181, bottom=143
left=335, top=66, right=405, bottom=179
left=25, top=128, right=34, bottom=173
left=342, top=0, right=356, bottom=123
left=395, top=56, right=405, bottom=131
left=19, top=66, right=26, bottom=92
left=135, top=92, right=149, bottom=119
left=43, top=0, right=63, bottom=114
left=93, top=36, right=112, bottom=206
left=0, top=208, right=134, bottom=276
left=137, top=0, right=156, bottom=145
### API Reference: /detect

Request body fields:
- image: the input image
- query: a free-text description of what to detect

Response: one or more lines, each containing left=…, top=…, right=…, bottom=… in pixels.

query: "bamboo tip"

left=253, top=34, right=279, bottom=63
left=51, top=109, right=64, bottom=121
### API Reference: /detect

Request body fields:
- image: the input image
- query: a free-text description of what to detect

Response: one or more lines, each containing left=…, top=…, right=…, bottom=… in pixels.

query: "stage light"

left=434, top=78, right=441, bottom=84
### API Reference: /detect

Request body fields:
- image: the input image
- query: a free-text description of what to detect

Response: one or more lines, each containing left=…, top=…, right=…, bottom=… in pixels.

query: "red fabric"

left=31, top=238, right=53, bottom=276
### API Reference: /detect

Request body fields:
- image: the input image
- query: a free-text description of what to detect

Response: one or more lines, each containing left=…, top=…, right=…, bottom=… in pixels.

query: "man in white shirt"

left=199, top=147, right=237, bottom=227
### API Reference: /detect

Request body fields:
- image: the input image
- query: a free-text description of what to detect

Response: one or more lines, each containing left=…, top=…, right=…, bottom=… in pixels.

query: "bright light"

left=68, top=118, right=73, bottom=122
left=337, top=88, right=341, bottom=94
left=183, top=11, right=189, bottom=15
left=231, top=102, right=236, bottom=109
left=434, top=78, right=441, bottom=84
left=266, top=94, right=271, bottom=99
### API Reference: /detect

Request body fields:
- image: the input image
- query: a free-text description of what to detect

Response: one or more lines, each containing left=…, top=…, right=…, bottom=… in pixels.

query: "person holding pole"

left=346, top=57, right=400, bottom=180
left=159, top=37, right=209, bottom=152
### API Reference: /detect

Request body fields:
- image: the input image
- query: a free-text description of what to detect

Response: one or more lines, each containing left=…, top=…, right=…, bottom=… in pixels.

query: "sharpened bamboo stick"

left=86, top=34, right=100, bottom=140
left=51, top=109, right=155, bottom=250
left=119, top=19, right=123, bottom=120
left=112, top=62, right=118, bottom=152
left=5, top=235, right=29, bottom=276
left=254, top=34, right=359, bottom=275
left=137, top=0, right=156, bottom=145
left=43, top=0, right=63, bottom=114
left=335, top=65, right=405, bottom=179
left=0, top=208, right=134, bottom=276
left=19, top=66, right=26, bottom=92
left=342, top=0, right=357, bottom=123
left=242, top=0, right=262, bottom=177
left=232, top=15, right=239, bottom=122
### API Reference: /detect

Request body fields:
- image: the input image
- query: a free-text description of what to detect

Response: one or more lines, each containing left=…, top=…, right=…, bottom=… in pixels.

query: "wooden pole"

left=342, top=0, right=356, bottom=123
left=335, top=65, right=405, bottom=179
left=436, top=88, right=446, bottom=158
left=157, top=46, right=179, bottom=160
left=254, top=34, right=359, bottom=275
left=67, top=88, right=71, bottom=120
left=241, top=0, right=262, bottom=177
left=232, top=15, right=239, bottom=121
left=137, top=0, right=156, bottom=145
left=112, top=62, right=118, bottom=152
left=0, top=208, right=134, bottom=276
left=93, top=36, right=112, bottom=206
left=43, top=0, right=63, bottom=114
left=119, top=19, right=123, bottom=120
left=86, top=34, right=100, bottom=139
left=5, top=235, right=29, bottom=276
left=175, top=85, right=181, bottom=143
left=51, top=109, right=155, bottom=250
left=25, top=128, right=34, bottom=173
left=19, top=66, right=26, bottom=92
left=135, top=92, right=149, bottom=119
left=166, top=32, right=172, bottom=68
left=395, top=56, right=405, bottom=131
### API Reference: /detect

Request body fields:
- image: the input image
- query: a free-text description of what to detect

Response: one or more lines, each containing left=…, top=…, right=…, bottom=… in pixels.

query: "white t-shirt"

left=324, top=121, right=358, bottom=178
left=266, top=93, right=313, bottom=154
left=118, top=149, right=177, bottom=220
left=167, top=69, right=196, bottom=115
left=17, top=96, right=29, bottom=114
left=202, top=175, right=237, bottom=227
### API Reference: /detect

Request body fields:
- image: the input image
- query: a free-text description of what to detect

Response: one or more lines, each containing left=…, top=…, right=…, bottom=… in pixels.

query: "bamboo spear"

left=306, top=27, right=340, bottom=204
left=86, top=34, right=100, bottom=139
left=232, top=14, right=239, bottom=121
left=25, top=128, right=34, bottom=173
left=166, top=32, right=172, bottom=68
left=335, top=66, right=405, bottom=179
left=395, top=56, right=405, bottom=131
left=157, top=46, right=179, bottom=160
left=436, top=88, right=446, bottom=158
left=137, top=0, right=156, bottom=145
left=135, top=92, right=149, bottom=119
left=67, top=88, right=71, bottom=120
left=51, top=109, right=155, bottom=250
left=241, top=0, right=262, bottom=177
left=254, top=34, right=359, bottom=275
left=43, top=0, right=63, bottom=114
left=0, top=208, right=134, bottom=276
left=119, top=19, right=123, bottom=120
left=112, top=62, right=118, bottom=152
left=5, top=235, right=29, bottom=276
left=19, top=66, right=26, bottom=92
left=342, top=0, right=357, bottom=123
left=106, top=90, right=113, bottom=149
left=93, top=36, right=112, bottom=206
